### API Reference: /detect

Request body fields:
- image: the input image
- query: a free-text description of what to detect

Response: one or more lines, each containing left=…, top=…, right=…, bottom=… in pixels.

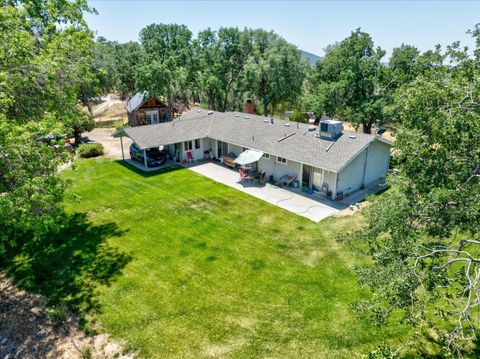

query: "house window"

left=262, top=153, right=270, bottom=159
left=277, top=156, right=287, bottom=164
left=146, top=110, right=159, bottom=124
left=184, top=141, right=193, bottom=151
left=195, top=139, right=201, bottom=149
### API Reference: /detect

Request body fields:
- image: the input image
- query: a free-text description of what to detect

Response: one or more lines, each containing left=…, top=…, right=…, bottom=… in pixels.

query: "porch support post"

left=120, top=136, right=125, bottom=160
left=143, top=149, right=148, bottom=168
left=334, top=172, right=338, bottom=199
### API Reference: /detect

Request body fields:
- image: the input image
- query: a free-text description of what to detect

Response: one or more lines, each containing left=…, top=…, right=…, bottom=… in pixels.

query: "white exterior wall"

left=337, top=150, right=367, bottom=196
left=180, top=138, right=205, bottom=161
left=323, top=169, right=337, bottom=198
left=364, top=141, right=390, bottom=184
left=258, top=155, right=302, bottom=182
left=336, top=139, right=391, bottom=197
left=203, top=138, right=215, bottom=153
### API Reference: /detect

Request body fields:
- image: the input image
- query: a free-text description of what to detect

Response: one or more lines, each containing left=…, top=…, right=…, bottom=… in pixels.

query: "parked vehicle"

left=129, top=143, right=166, bottom=167
left=77, top=136, right=96, bottom=144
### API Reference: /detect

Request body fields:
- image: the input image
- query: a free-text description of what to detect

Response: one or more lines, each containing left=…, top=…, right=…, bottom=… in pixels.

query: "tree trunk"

left=167, top=95, right=173, bottom=121
left=222, top=80, right=234, bottom=112
left=362, top=122, right=372, bottom=134
left=73, top=126, right=82, bottom=146
left=263, top=100, right=269, bottom=117
left=82, top=97, right=93, bottom=116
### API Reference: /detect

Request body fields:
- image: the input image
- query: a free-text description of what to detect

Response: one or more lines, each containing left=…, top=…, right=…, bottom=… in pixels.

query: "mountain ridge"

left=300, top=50, right=322, bottom=66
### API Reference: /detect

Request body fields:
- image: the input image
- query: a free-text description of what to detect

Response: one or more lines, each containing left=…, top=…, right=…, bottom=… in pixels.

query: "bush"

left=77, top=143, right=104, bottom=158
left=289, top=109, right=309, bottom=123
left=47, top=304, right=67, bottom=323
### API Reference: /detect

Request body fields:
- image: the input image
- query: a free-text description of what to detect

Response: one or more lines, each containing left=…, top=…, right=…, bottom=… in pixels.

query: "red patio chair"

left=239, top=168, right=251, bottom=183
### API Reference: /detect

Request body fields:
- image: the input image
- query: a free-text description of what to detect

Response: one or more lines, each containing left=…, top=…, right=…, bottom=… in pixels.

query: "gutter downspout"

left=361, top=146, right=369, bottom=188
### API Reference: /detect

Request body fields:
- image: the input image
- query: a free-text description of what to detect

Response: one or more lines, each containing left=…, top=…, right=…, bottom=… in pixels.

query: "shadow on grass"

left=2, top=212, right=131, bottom=321
left=115, top=159, right=183, bottom=178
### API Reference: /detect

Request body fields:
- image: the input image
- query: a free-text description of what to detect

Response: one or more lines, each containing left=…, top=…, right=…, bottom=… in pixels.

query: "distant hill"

left=300, top=50, right=322, bottom=66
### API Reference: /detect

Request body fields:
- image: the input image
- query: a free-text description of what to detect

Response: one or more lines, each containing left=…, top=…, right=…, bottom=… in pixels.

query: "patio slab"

left=186, top=161, right=346, bottom=222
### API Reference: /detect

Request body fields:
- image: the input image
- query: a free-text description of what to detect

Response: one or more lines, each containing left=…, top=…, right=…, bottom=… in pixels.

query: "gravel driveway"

left=83, top=128, right=132, bottom=160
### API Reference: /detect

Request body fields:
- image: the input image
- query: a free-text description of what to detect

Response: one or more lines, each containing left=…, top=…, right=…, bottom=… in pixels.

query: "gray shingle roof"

left=114, top=112, right=211, bottom=150
left=113, top=108, right=391, bottom=172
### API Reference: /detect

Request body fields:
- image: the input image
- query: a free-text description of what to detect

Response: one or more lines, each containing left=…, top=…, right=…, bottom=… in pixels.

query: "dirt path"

left=84, top=128, right=132, bottom=160
left=0, top=274, right=134, bottom=358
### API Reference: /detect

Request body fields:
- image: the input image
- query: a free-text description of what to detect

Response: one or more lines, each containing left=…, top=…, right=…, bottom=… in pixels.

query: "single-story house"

left=113, top=108, right=392, bottom=200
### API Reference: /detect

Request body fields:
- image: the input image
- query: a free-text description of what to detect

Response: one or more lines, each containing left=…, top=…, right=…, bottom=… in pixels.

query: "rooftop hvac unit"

left=319, top=119, right=343, bottom=139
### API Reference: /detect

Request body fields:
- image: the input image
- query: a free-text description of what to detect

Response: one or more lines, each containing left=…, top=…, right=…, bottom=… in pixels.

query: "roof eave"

left=112, top=129, right=128, bottom=138
left=376, top=136, right=393, bottom=146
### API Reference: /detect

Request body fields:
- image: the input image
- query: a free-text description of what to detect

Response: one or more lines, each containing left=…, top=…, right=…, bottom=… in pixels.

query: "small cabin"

left=127, top=92, right=169, bottom=126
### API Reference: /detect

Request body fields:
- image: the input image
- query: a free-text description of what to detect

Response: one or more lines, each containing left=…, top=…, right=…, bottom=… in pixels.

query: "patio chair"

left=259, top=171, right=266, bottom=184
left=320, top=183, right=329, bottom=196
left=239, top=168, right=251, bottom=183
left=254, top=170, right=266, bottom=184
left=280, top=175, right=297, bottom=187
left=186, top=151, right=196, bottom=164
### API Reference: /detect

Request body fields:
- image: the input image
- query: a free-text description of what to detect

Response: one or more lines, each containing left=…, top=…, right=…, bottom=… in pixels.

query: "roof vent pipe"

left=270, top=118, right=274, bottom=124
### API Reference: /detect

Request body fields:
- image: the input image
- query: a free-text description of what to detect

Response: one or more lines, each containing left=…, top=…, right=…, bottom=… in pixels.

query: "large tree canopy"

left=340, top=36, right=480, bottom=355
left=305, top=29, right=386, bottom=133
left=243, top=29, right=307, bottom=116
left=136, top=23, right=193, bottom=119
left=0, top=0, right=94, bottom=253
left=115, top=41, right=144, bottom=99
left=195, top=27, right=252, bottom=112
left=132, top=24, right=306, bottom=116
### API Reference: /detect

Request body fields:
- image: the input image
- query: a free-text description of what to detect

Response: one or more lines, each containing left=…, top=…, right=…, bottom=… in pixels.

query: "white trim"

left=146, top=110, right=159, bottom=124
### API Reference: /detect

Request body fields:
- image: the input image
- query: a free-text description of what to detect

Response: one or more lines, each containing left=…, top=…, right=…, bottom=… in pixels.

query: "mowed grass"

left=18, top=159, right=411, bottom=358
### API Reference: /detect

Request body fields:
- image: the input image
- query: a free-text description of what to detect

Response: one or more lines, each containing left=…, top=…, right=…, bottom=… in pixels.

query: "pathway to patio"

left=186, top=161, right=347, bottom=222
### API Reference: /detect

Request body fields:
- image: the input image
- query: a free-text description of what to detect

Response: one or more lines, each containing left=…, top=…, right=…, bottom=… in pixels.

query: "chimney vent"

left=245, top=100, right=254, bottom=114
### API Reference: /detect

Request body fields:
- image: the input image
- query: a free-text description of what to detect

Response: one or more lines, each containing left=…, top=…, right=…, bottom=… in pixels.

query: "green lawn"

left=6, top=158, right=410, bottom=358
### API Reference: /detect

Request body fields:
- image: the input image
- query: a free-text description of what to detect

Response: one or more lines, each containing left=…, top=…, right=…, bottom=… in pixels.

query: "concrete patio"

left=116, top=155, right=378, bottom=222
left=185, top=161, right=347, bottom=222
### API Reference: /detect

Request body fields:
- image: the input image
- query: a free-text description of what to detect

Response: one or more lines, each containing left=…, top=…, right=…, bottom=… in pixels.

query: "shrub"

left=47, top=304, right=67, bottom=323
left=77, top=143, right=104, bottom=158
left=289, top=109, right=309, bottom=123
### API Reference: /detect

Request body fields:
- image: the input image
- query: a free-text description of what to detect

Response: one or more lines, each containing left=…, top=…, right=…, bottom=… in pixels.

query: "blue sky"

left=85, top=1, right=480, bottom=58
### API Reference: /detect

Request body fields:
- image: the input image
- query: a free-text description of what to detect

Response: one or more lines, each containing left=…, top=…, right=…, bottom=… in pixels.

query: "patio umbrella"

left=234, top=149, right=264, bottom=166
